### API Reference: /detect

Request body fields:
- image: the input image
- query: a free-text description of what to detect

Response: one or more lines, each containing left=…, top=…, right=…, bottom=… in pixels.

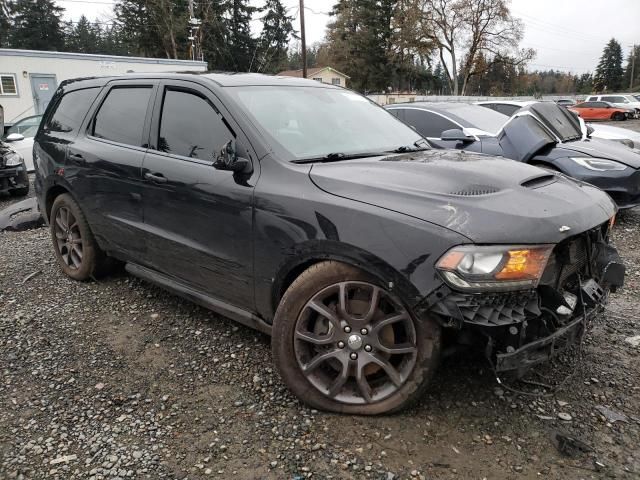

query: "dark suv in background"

left=34, top=73, right=623, bottom=414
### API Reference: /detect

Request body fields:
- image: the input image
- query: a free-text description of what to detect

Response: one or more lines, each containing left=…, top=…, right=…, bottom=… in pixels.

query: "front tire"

left=272, top=261, right=441, bottom=414
left=50, top=193, right=110, bottom=281
left=612, top=112, right=625, bottom=121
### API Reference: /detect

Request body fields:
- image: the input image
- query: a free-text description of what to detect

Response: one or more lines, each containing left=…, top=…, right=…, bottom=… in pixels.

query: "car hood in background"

left=554, top=137, right=640, bottom=168
left=309, top=150, right=615, bottom=244
left=588, top=123, right=640, bottom=143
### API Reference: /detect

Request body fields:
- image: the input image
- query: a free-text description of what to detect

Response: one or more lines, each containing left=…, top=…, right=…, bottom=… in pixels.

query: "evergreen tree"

left=594, top=38, right=624, bottom=92
left=255, top=0, right=295, bottom=73
left=8, top=0, right=65, bottom=50
left=226, top=0, right=258, bottom=71
left=623, top=45, right=640, bottom=91
left=0, top=0, right=10, bottom=46
left=114, top=0, right=165, bottom=57
left=65, top=15, right=102, bottom=53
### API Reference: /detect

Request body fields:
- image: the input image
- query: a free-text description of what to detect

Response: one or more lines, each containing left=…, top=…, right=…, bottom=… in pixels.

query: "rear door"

left=140, top=79, right=257, bottom=308
left=67, top=79, right=156, bottom=259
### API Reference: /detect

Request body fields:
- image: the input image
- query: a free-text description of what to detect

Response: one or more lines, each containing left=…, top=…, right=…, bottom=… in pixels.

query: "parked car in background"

left=34, top=73, right=624, bottom=414
left=569, top=101, right=634, bottom=121
left=2, top=114, right=41, bottom=171
left=0, top=141, right=29, bottom=196
left=386, top=101, right=640, bottom=208
left=555, top=99, right=576, bottom=108
left=477, top=100, right=640, bottom=149
left=586, top=94, right=640, bottom=118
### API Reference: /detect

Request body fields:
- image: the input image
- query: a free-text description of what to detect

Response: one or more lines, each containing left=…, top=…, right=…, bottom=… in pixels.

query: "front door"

left=141, top=80, right=257, bottom=309
left=30, top=75, right=57, bottom=114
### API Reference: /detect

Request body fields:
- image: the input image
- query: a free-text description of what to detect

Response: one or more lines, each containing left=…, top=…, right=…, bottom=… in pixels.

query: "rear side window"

left=494, top=104, right=519, bottom=116
left=586, top=96, right=597, bottom=101
left=602, top=96, right=628, bottom=103
left=157, top=89, right=233, bottom=161
left=403, top=109, right=457, bottom=138
left=47, top=87, right=99, bottom=134
left=92, top=87, right=152, bottom=146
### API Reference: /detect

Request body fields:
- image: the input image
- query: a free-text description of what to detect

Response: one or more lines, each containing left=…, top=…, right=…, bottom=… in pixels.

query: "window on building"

left=0, top=74, right=17, bottom=95
left=312, top=77, right=323, bottom=82
left=47, top=87, right=99, bottom=134
left=92, top=86, right=152, bottom=146
left=331, top=78, right=341, bottom=86
left=157, top=89, right=233, bottom=161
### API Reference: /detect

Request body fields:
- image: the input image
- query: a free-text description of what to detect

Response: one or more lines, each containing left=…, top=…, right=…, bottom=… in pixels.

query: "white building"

left=0, top=49, right=207, bottom=125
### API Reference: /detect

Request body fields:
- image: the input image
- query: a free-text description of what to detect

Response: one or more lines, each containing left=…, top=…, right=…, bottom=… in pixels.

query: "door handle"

left=144, top=172, right=168, bottom=184
left=69, top=153, right=85, bottom=163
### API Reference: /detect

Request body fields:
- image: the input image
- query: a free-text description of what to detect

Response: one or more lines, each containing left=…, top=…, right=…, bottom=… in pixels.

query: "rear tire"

left=10, top=170, right=29, bottom=197
left=49, top=193, right=112, bottom=280
left=272, top=261, right=441, bottom=415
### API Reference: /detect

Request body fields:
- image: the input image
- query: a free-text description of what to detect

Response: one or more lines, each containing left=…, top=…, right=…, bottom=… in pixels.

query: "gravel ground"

left=1, top=150, right=640, bottom=479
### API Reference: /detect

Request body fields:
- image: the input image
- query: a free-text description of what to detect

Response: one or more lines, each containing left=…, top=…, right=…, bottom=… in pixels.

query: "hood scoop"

left=520, top=174, right=557, bottom=189
left=449, top=185, right=501, bottom=196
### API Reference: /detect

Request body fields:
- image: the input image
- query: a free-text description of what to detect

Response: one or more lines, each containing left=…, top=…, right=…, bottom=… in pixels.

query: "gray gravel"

left=1, top=164, right=640, bottom=479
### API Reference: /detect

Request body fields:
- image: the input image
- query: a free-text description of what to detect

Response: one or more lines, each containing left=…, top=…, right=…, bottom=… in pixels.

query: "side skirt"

left=125, top=263, right=272, bottom=336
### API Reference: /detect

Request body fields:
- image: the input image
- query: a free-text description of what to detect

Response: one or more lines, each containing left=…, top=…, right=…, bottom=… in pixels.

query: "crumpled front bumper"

left=0, top=164, right=27, bottom=194
left=425, top=227, right=625, bottom=375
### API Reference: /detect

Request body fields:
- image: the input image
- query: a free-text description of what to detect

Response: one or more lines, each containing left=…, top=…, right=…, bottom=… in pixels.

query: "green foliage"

left=594, top=38, right=624, bottom=92
left=255, top=0, right=295, bottom=73
left=7, top=0, right=65, bottom=51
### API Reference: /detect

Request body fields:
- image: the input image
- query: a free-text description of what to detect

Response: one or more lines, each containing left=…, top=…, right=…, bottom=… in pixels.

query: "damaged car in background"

left=387, top=101, right=640, bottom=208
left=0, top=110, right=29, bottom=197
left=35, top=74, right=624, bottom=414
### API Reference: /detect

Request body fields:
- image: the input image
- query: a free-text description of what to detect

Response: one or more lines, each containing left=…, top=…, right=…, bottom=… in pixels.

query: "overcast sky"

left=57, top=0, right=639, bottom=74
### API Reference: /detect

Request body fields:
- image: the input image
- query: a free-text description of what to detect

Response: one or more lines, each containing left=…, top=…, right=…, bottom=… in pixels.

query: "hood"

left=309, top=150, right=615, bottom=244
left=590, top=124, right=640, bottom=143
left=555, top=137, right=640, bottom=168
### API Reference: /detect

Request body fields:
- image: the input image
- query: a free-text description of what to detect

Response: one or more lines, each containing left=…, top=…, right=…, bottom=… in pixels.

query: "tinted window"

left=602, top=96, right=628, bottom=103
left=593, top=102, right=609, bottom=108
left=47, top=88, right=99, bottom=134
left=574, top=102, right=590, bottom=108
left=157, top=89, right=233, bottom=161
left=403, top=109, right=457, bottom=138
left=494, top=104, right=519, bottom=116
left=387, top=108, right=404, bottom=120
left=586, top=96, right=597, bottom=101
left=92, top=87, right=152, bottom=146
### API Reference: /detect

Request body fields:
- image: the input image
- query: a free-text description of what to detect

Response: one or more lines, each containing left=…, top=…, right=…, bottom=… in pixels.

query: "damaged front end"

left=425, top=221, right=624, bottom=377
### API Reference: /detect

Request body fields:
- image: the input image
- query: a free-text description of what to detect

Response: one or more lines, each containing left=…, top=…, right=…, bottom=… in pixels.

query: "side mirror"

left=440, top=129, right=473, bottom=143
left=5, top=132, right=24, bottom=142
left=586, top=125, right=595, bottom=137
left=213, top=139, right=252, bottom=174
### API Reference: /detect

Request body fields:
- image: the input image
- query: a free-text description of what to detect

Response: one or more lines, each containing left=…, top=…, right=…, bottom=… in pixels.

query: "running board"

left=125, top=263, right=272, bottom=336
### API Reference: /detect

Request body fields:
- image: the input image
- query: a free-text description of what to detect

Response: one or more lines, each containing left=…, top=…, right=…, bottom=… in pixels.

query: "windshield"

left=228, top=86, right=427, bottom=160
left=634, top=95, right=640, bottom=102
left=439, top=104, right=508, bottom=134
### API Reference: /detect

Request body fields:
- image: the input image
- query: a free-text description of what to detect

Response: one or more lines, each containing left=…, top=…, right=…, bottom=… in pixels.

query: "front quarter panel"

left=253, top=156, right=468, bottom=322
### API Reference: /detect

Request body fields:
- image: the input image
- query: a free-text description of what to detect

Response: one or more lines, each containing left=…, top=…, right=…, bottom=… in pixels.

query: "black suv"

left=34, top=73, right=624, bottom=414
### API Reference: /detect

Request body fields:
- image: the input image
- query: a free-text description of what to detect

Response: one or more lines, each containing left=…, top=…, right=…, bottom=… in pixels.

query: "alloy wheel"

left=294, top=281, right=417, bottom=404
left=53, top=206, right=83, bottom=270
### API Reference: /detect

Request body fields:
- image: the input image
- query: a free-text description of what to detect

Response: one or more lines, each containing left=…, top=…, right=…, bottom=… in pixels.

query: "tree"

left=404, top=0, right=534, bottom=95
left=0, top=0, right=9, bottom=46
left=255, top=0, right=295, bottom=73
left=623, top=45, right=639, bottom=91
left=594, top=38, right=624, bottom=92
left=65, top=15, right=102, bottom=53
left=8, top=0, right=66, bottom=50
left=114, top=0, right=166, bottom=57
left=227, top=0, right=258, bottom=71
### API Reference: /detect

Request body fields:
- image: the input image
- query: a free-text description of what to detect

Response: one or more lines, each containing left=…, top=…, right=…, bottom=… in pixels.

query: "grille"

left=449, top=185, right=500, bottom=196
left=541, top=234, right=590, bottom=288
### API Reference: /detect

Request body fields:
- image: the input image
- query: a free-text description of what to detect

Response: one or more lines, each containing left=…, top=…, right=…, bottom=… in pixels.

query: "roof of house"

left=276, top=66, right=350, bottom=79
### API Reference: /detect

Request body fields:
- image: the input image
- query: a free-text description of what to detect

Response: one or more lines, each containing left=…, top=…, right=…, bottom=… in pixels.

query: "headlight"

left=569, top=157, right=627, bottom=171
left=436, top=245, right=553, bottom=291
left=4, top=151, right=24, bottom=167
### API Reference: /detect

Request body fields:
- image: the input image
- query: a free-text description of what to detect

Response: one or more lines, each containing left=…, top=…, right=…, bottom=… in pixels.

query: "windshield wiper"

left=291, top=152, right=384, bottom=164
left=387, top=139, right=432, bottom=153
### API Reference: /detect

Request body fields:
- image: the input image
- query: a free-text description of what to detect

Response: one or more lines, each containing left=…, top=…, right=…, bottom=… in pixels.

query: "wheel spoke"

left=327, top=360, right=349, bottom=398
left=369, top=354, right=403, bottom=387
left=302, top=349, right=341, bottom=373
left=307, top=300, right=340, bottom=329
left=360, top=286, right=381, bottom=323
left=72, top=244, right=83, bottom=260
left=70, top=249, right=82, bottom=268
left=371, top=313, right=409, bottom=335
left=55, top=214, right=66, bottom=231
left=295, top=330, right=335, bottom=346
left=377, top=342, right=417, bottom=355
left=355, top=362, right=373, bottom=403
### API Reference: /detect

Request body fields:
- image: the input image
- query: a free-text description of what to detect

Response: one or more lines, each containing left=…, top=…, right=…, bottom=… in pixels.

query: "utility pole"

left=188, top=0, right=203, bottom=62
left=299, top=0, right=307, bottom=78
left=630, top=44, right=636, bottom=91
